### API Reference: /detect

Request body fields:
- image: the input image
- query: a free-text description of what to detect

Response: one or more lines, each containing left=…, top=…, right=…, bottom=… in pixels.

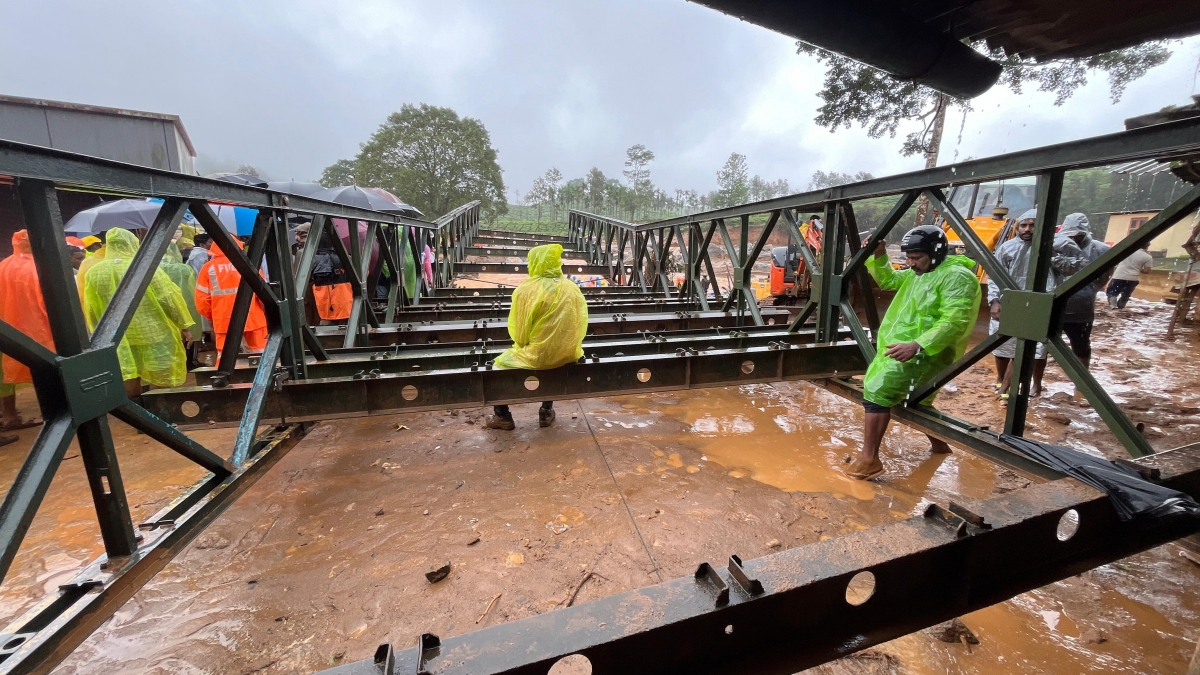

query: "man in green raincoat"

left=84, top=228, right=196, bottom=391
left=848, top=225, right=981, bottom=480
left=486, top=244, right=588, bottom=430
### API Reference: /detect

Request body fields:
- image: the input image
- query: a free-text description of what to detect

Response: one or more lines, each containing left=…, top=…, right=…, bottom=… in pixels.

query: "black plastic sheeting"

left=1000, top=434, right=1200, bottom=522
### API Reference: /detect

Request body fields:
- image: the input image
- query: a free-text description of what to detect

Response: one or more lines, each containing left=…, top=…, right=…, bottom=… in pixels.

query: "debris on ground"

left=925, top=618, right=979, bottom=645
left=425, top=561, right=452, bottom=584
left=477, top=592, right=502, bottom=624
left=193, top=534, right=230, bottom=550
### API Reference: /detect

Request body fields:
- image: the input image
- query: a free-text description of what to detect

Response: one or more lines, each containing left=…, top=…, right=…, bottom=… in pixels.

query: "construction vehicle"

left=939, top=177, right=1037, bottom=280
left=768, top=216, right=823, bottom=304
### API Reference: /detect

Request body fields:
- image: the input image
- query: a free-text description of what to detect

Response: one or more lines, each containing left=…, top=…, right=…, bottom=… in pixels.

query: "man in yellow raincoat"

left=83, top=228, right=195, bottom=390
left=486, top=244, right=587, bottom=430
left=160, top=242, right=203, bottom=368
left=848, top=225, right=981, bottom=480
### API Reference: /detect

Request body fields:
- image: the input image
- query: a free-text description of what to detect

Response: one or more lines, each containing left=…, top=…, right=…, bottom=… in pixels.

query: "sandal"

left=0, top=418, right=40, bottom=432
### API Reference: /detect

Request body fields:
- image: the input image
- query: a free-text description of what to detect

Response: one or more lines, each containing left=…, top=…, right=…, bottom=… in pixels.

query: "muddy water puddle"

left=590, top=382, right=1200, bottom=675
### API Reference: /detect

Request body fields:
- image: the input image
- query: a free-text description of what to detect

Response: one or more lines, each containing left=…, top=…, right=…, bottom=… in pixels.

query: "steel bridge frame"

left=0, top=116, right=1195, bottom=673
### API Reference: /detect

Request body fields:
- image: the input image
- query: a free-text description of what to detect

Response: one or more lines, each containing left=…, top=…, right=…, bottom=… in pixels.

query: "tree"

left=797, top=40, right=1172, bottom=222
left=235, top=164, right=265, bottom=179
left=585, top=167, right=607, bottom=212
left=715, top=153, right=750, bottom=207
left=319, top=159, right=356, bottom=187
left=543, top=168, right=563, bottom=222
left=623, top=144, right=655, bottom=218
left=527, top=176, right=549, bottom=223
left=809, top=170, right=874, bottom=190
left=330, top=103, right=508, bottom=222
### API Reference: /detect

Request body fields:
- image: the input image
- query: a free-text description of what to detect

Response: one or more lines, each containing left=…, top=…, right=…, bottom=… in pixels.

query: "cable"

left=577, top=400, right=664, bottom=582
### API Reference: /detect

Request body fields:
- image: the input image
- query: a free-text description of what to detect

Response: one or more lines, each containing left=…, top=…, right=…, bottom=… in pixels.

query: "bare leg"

left=124, top=378, right=142, bottom=399
left=1000, top=361, right=1014, bottom=396
left=1031, top=358, right=1047, bottom=397
left=848, top=411, right=889, bottom=479
left=994, top=356, right=1011, bottom=388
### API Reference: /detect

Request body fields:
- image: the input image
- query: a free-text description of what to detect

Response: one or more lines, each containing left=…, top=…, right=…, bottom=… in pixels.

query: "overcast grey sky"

left=3, top=1, right=1199, bottom=199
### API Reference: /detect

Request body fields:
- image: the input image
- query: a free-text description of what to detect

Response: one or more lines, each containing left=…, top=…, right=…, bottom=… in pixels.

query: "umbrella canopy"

left=267, top=180, right=327, bottom=197
left=206, top=172, right=269, bottom=188
left=211, top=205, right=259, bottom=236
left=64, top=199, right=163, bottom=235
left=362, top=187, right=424, bottom=218
left=316, top=185, right=422, bottom=218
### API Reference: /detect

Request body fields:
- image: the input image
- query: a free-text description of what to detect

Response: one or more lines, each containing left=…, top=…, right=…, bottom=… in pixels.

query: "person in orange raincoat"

left=0, top=231, right=56, bottom=441
left=195, top=243, right=268, bottom=352
left=310, top=231, right=353, bottom=322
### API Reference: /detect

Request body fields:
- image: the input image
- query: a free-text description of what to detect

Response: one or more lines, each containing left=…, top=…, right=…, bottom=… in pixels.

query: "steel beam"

left=321, top=444, right=1200, bottom=675
left=455, top=262, right=617, bottom=276
left=465, top=247, right=589, bottom=260
left=309, top=309, right=793, bottom=347
left=142, top=341, right=866, bottom=428
left=197, top=327, right=843, bottom=385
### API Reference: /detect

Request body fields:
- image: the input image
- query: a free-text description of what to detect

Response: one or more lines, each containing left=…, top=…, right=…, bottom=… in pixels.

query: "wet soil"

left=0, top=298, right=1195, bottom=673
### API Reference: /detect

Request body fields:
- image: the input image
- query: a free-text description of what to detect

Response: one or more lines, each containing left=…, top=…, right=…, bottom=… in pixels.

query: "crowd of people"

left=0, top=223, right=266, bottom=447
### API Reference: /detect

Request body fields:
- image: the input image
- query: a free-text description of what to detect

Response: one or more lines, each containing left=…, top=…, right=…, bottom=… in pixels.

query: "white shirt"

left=1112, top=249, right=1152, bottom=281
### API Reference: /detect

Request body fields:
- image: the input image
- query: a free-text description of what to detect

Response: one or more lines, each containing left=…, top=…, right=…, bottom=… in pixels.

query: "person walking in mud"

left=846, top=226, right=981, bottom=481
left=988, top=209, right=1085, bottom=399
left=485, top=244, right=588, bottom=430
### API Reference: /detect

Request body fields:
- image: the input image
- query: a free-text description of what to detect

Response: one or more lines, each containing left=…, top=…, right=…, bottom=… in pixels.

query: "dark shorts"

left=862, top=400, right=891, bottom=414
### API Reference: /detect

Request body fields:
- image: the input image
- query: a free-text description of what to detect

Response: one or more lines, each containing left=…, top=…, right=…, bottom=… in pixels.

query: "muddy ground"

left=0, top=296, right=1196, bottom=674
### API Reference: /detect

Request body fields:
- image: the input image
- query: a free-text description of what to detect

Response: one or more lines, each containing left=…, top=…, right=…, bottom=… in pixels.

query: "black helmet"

left=900, top=225, right=949, bottom=268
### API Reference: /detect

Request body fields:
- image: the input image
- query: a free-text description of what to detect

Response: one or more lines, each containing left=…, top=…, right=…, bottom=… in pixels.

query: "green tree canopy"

left=319, top=159, right=356, bottom=187
left=715, top=152, right=750, bottom=207
left=797, top=41, right=1172, bottom=164
left=323, top=103, right=507, bottom=221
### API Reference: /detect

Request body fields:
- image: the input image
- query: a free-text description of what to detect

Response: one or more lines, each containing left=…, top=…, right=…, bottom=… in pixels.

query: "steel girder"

left=322, top=444, right=1200, bottom=675
left=141, top=341, right=867, bottom=429
left=308, top=308, right=793, bottom=347
left=195, top=327, right=828, bottom=384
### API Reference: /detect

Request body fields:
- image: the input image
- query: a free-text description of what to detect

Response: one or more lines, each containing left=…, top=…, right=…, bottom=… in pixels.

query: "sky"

left=2, top=0, right=1199, bottom=201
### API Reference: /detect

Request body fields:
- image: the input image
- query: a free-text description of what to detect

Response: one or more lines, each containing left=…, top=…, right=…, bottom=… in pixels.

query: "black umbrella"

left=267, top=180, right=327, bottom=197
left=315, top=185, right=422, bottom=218
left=205, top=172, right=269, bottom=188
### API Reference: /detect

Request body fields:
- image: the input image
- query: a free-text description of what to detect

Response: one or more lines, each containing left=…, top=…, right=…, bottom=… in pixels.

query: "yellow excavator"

left=938, top=177, right=1038, bottom=281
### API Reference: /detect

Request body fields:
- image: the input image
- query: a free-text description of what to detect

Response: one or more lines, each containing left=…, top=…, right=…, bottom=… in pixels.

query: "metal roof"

left=0, top=94, right=196, bottom=156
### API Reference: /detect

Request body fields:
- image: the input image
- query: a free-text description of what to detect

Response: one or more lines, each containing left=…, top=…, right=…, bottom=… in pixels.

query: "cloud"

left=0, top=1, right=1196, bottom=198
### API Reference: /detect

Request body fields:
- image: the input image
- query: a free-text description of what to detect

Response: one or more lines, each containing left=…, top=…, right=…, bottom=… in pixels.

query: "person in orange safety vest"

left=195, top=244, right=268, bottom=353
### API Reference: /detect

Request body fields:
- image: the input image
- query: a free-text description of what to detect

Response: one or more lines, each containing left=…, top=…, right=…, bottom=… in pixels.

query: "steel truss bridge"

left=0, top=116, right=1198, bottom=674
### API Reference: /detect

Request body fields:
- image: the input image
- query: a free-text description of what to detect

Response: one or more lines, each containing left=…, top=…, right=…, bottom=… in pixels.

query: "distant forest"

left=503, top=145, right=1194, bottom=243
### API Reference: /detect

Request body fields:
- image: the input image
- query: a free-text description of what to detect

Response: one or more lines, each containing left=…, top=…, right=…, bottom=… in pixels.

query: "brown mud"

left=0, top=298, right=1193, bottom=673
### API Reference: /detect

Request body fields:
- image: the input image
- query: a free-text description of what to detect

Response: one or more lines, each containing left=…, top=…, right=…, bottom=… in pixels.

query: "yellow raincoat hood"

left=493, top=244, right=588, bottom=370
left=83, top=228, right=194, bottom=386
